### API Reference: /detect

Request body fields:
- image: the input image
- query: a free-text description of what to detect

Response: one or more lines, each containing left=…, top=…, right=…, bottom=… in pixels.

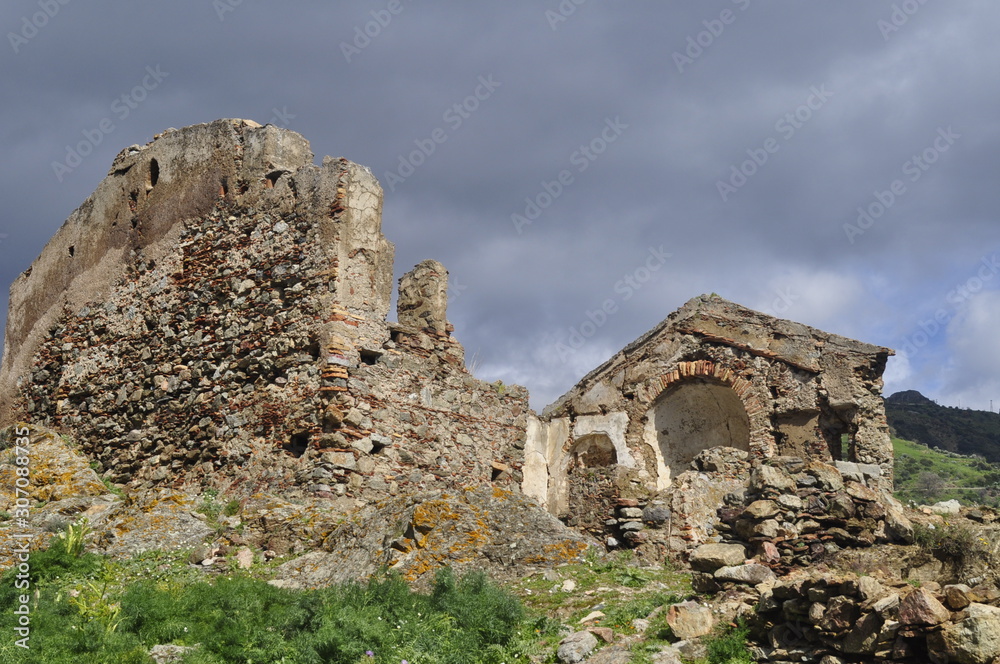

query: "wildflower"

left=366, top=652, right=374, bottom=658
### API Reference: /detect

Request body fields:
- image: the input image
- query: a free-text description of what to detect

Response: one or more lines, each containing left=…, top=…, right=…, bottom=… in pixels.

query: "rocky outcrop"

left=269, top=485, right=594, bottom=588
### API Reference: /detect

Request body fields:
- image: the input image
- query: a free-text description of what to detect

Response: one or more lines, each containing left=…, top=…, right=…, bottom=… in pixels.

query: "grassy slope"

left=893, top=436, right=1000, bottom=507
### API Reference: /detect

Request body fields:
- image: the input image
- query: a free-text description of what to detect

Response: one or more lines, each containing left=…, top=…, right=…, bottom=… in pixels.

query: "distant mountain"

left=885, top=390, right=1000, bottom=462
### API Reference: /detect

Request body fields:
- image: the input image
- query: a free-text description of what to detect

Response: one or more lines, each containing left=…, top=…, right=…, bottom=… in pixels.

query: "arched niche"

left=568, top=433, right=618, bottom=469
left=650, top=378, right=750, bottom=482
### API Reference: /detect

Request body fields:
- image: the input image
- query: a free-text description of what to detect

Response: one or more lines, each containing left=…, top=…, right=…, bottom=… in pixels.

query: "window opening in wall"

left=148, top=158, right=159, bottom=189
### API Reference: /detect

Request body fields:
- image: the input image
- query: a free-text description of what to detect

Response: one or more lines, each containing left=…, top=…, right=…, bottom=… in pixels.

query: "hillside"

left=886, top=390, right=1000, bottom=462
left=893, top=436, right=1000, bottom=507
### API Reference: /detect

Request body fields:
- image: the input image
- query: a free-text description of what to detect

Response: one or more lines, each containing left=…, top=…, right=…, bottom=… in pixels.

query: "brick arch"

left=638, top=360, right=764, bottom=417
left=639, top=360, right=769, bottom=488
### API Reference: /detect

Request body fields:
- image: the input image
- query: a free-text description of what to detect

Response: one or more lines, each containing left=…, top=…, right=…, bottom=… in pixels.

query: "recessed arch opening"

left=652, top=378, right=750, bottom=479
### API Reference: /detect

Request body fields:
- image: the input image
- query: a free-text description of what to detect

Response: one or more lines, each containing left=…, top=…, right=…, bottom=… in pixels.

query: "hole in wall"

left=264, top=171, right=283, bottom=188
left=148, top=159, right=160, bottom=188
left=220, top=179, right=229, bottom=197
left=283, top=432, right=310, bottom=458
left=68, top=246, right=75, bottom=257
left=360, top=349, right=382, bottom=366
left=131, top=218, right=139, bottom=229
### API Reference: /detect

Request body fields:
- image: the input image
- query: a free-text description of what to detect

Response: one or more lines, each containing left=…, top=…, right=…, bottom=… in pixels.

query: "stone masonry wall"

left=525, top=295, right=895, bottom=535
left=1, top=120, right=529, bottom=501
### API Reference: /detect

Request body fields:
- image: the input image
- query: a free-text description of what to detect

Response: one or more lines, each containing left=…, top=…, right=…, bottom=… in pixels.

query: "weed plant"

left=0, top=539, right=532, bottom=664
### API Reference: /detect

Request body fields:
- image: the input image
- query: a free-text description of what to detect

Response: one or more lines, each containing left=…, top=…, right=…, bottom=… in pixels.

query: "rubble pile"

left=752, top=572, right=1000, bottom=662
left=711, top=458, right=914, bottom=573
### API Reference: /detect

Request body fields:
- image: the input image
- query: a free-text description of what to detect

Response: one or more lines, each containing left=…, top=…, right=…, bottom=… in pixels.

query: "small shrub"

left=705, top=620, right=754, bottom=664
left=222, top=499, right=241, bottom=517
left=57, top=517, right=92, bottom=557
left=912, top=522, right=987, bottom=563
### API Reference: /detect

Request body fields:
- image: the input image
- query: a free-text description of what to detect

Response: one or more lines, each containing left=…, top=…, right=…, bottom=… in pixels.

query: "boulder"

left=689, top=543, right=746, bottom=572
left=588, top=627, right=615, bottom=643
left=820, top=596, right=861, bottom=633
left=652, top=646, right=684, bottom=664
left=666, top=601, right=715, bottom=639
left=750, top=464, right=797, bottom=493
left=742, top=500, right=780, bottom=520
left=880, top=493, right=914, bottom=543
left=899, top=587, right=951, bottom=626
left=557, top=631, right=598, bottom=664
left=930, top=499, right=962, bottom=515
left=714, top=563, right=776, bottom=585
left=585, top=645, right=632, bottom=664
left=841, top=612, right=884, bottom=655
left=855, top=575, right=887, bottom=603
left=928, top=603, right=1000, bottom=664
left=803, top=461, right=845, bottom=491
left=845, top=481, right=879, bottom=502
left=945, top=584, right=976, bottom=611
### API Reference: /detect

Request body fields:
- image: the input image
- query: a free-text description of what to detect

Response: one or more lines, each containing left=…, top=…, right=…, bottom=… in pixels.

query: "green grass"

left=701, top=620, right=754, bottom=664
left=511, top=549, right=691, bottom=658
left=893, top=436, right=1000, bottom=507
left=0, top=539, right=536, bottom=664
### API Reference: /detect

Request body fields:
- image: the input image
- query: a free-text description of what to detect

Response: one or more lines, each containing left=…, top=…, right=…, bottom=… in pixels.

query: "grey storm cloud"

left=1, top=0, right=999, bottom=410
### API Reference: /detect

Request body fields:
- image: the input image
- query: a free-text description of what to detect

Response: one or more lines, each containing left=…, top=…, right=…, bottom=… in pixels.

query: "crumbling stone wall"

left=524, top=294, right=895, bottom=522
left=0, top=120, right=528, bottom=499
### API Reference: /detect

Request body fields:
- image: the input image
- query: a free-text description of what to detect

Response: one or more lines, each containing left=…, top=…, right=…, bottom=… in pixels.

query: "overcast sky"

left=1, top=1, right=998, bottom=412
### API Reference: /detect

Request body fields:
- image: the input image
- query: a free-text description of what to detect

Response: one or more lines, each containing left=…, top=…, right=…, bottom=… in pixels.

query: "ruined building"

left=0, top=119, right=529, bottom=503
left=0, top=120, right=895, bottom=543
left=523, top=295, right=895, bottom=537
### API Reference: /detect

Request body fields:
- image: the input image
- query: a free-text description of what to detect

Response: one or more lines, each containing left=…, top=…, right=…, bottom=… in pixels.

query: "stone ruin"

left=523, top=294, right=896, bottom=547
left=0, top=119, right=905, bottom=569
left=0, top=119, right=529, bottom=503
left=22, top=121, right=1000, bottom=663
